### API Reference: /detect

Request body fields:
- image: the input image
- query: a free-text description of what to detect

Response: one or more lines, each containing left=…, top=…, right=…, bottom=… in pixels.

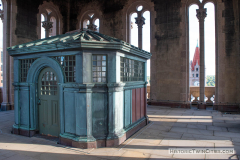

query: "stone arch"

left=27, top=57, right=64, bottom=83
left=122, top=0, right=155, bottom=47
left=78, top=8, right=102, bottom=32
left=27, top=57, right=65, bottom=134
left=184, top=0, right=218, bottom=103
left=37, top=1, right=63, bottom=39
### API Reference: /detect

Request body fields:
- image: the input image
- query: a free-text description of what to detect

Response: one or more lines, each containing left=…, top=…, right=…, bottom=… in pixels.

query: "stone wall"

left=150, top=0, right=185, bottom=103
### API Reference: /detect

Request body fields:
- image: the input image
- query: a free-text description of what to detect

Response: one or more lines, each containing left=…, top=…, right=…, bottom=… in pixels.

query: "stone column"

left=87, top=24, right=97, bottom=32
left=1, top=1, right=11, bottom=111
left=196, top=8, right=207, bottom=108
left=42, top=21, right=53, bottom=38
left=135, top=16, right=145, bottom=49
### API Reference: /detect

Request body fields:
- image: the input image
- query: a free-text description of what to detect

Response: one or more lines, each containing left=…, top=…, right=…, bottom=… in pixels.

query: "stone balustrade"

left=190, top=86, right=215, bottom=105
left=147, top=85, right=150, bottom=99
left=146, top=86, right=215, bottom=105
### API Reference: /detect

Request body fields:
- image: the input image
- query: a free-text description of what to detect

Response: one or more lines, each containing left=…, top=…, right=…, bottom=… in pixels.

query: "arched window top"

left=126, top=1, right=151, bottom=17
left=79, top=10, right=101, bottom=32
left=186, top=0, right=216, bottom=8
left=38, top=1, right=63, bottom=39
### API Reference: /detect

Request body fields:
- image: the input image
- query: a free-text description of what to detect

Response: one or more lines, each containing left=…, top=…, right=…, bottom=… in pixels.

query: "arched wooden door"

left=38, top=67, right=60, bottom=137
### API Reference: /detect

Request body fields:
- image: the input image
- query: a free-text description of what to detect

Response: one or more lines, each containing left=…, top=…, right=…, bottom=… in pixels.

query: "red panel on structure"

left=136, top=88, right=141, bottom=120
left=144, top=87, right=147, bottom=116
left=141, top=88, right=145, bottom=118
left=132, top=89, right=136, bottom=123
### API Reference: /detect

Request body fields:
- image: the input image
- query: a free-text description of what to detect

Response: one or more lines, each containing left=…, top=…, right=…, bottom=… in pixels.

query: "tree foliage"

left=206, top=75, right=215, bottom=86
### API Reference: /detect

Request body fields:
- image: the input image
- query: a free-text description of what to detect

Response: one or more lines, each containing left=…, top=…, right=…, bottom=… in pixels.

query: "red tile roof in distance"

left=191, top=44, right=200, bottom=71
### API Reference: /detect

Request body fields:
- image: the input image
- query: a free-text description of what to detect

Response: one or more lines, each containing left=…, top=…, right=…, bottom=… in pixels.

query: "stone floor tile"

left=227, top=127, right=240, bottom=133
left=207, top=125, right=228, bottom=132
left=118, top=150, right=150, bottom=160
left=214, top=131, right=240, bottom=138
left=149, top=154, right=175, bottom=159
left=205, top=154, right=238, bottom=159
left=187, top=124, right=207, bottom=130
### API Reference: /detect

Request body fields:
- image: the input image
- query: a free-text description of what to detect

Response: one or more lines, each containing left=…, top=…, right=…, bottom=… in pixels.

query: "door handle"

left=38, top=99, right=41, bottom=105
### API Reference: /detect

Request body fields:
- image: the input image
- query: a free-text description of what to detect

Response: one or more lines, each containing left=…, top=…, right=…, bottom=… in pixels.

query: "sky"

left=0, top=3, right=215, bottom=77
left=131, top=11, right=151, bottom=76
left=189, top=3, right=215, bottom=76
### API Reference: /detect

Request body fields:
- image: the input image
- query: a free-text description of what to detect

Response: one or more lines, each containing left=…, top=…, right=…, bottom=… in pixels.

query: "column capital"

left=42, top=21, right=53, bottom=30
left=135, top=16, right=145, bottom=28
left=87, top=24, right=97, bottom=31
left=196, top=8, right=207, bottom=21
left=0, top=10, right=4, bottom=21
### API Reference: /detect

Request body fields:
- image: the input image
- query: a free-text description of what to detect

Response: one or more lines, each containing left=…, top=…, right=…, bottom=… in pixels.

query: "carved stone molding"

left=42, top=21, right=53, bottom=30
left=196, top=8, right=207, bottom=21
left=135, top=16, right=145, bottom=28
left=87, top=24, right=97, bottom=31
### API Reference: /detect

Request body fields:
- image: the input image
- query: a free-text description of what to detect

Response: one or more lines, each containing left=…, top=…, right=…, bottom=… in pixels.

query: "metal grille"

left=120, top=57, right=144, bottom=82
left=54, top=56, right=76, bottom=82
left=40, top=71, right=58, bottom=96
left=20, top=58, right=36, bottom=82
left=92, top=55, right=107, bottom=83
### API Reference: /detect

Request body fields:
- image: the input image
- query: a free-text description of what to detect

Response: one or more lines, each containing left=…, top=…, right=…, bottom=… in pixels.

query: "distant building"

left=190, top=44, right=200, bottom=86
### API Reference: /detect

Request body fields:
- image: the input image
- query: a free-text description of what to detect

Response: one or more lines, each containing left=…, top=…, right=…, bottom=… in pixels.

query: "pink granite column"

left=196, top=8, right=207, bottom=108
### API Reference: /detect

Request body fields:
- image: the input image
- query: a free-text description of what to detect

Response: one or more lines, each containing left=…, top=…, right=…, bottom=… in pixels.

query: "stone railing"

left=146, top=85, right=215, bottom=105
left=147, top=85, right=150, bottom=99
left=190, top=86, right=215, bottom=105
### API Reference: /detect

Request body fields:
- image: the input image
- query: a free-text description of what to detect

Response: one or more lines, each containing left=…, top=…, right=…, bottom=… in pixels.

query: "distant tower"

left=190, top=41, right=200, bottom=86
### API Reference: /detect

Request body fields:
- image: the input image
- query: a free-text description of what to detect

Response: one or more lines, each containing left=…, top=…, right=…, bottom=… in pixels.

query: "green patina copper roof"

left=7, top=29, right=151, bottom=59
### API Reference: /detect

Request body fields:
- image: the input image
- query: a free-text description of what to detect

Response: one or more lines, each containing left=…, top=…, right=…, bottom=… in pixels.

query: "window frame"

left=92, top=54, right=107, bottom=83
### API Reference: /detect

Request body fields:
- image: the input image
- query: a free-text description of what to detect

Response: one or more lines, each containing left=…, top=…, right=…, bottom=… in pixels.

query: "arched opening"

left=83, top=19, right=90, bottom=29
left=189, top=4, right=199, bottom=102
left=142, top=11, right=150, bottom=84
left=50, top=17, right=57, bottom=37
left=204, top=2, right=215, bottom=87
left=130, top=12, right=138, bottom=47
left=0, top=0, right=3, bottom=87
left=41, top=14, right=46, bottom=39
left=94, top=18, right=99, bottom=32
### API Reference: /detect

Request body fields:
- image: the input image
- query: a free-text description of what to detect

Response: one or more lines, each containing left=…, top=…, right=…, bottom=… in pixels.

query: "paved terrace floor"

left=1, top=106, right=240, bottom=160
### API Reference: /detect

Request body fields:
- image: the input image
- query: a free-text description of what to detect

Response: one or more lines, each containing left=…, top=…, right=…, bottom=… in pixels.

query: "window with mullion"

left=92, top=55, right=107, bottom=83
left=20, top=58, right=36, bottom=82
left=120, top=57, right=144, bottom=82
left=54, top=55, right=76, bottom=82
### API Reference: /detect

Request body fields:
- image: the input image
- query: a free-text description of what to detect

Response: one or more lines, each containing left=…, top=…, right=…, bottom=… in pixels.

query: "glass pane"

left=93, top=67, right=96, bottom=71
left=102, top=78, right=106, bottom=82
left=97, top=56, right=101, bottom=60
left=93, top=61, right=97, bottom=66
left=97, top=67, right=101, bottom=71
left=102, top=67, right=106, bottom=71
left=102, top=61, right=106, bottom=66
left=93, top=56, right=97, bottom=60
left=102, top=72, right=106, bottom=77
left=98, top=78, right=101, bottom=82
left=97, top=72, right=101, bottom=77
left=102, top=56, right=106, bottom=60
left=97, top=61, right=101, bottom=66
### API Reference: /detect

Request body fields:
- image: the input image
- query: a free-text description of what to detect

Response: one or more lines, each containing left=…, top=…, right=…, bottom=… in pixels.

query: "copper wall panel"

left=141, top=88, right=144, bottom=118
left=132, top=89, right=136, bottom=123
left=136, top=88, right=141, bottom=120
